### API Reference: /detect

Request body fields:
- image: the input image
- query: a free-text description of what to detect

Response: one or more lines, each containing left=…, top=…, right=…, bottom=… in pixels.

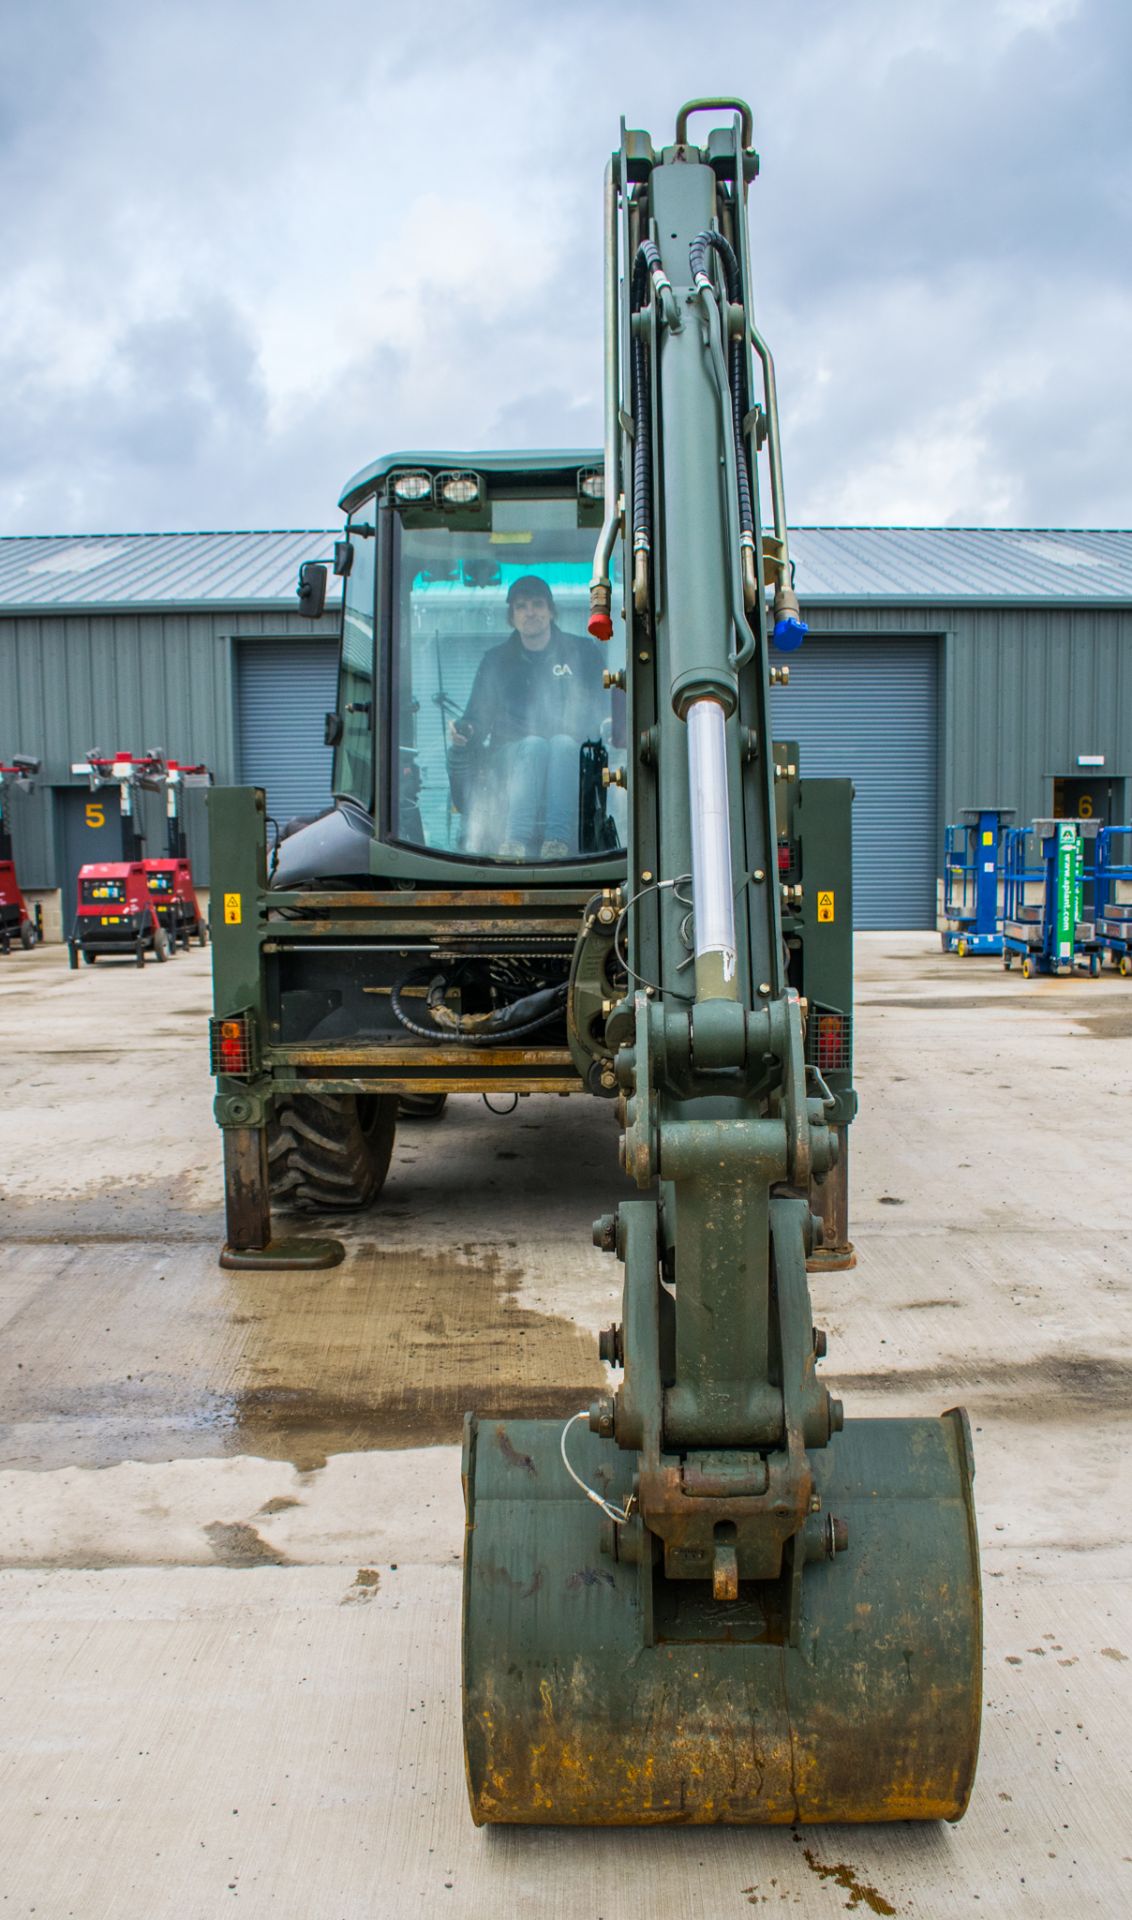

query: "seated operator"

left=448, top=574, right=605, bottom=859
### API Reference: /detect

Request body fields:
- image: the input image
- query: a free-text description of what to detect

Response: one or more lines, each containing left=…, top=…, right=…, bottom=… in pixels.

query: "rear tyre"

left=268, top=1092, right=398, bottom=1212
left=1120, top=955, right=1131, bottom=978
left=956, top=937, right=969, bottom=959
left=1089, top=952, right=1101, bottom=977
left=1021, top=957, right=1033, bottom=979
left=81, top=949, right=97, bottom=966
left=20, top=921, right=37, bottom=950
left=398, top=1092, right=449, bottom=1120
left=154, top=927, right=169, bottom=963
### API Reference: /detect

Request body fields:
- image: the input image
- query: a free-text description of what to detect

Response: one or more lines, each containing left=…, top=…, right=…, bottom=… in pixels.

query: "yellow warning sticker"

left=817, top=890, right=835, bottom=923
left=982, top=830, right=994, bottom=845
left=223, top=893, right=242, bottom=925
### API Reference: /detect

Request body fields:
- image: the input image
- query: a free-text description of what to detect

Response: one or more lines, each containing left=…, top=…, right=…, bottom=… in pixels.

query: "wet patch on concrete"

left=0, top=1242, right=603, bottom=1472
left=204, top=1520, right=286, bottom=1567
left=1077, top=1007, right=1132, bottom=1041
left=340, top=1568, right=381, bottom=1605
left=860, top=990, right=1132, bottom=1033
left=835, top=1350, right=1132, bottom=1422
left=1, top=1180, right=225, bottom=1246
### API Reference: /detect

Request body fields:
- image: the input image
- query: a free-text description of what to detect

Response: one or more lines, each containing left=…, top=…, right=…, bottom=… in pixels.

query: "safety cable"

left=612, top=875, right=695, bottom=1002
left=559, top=1411, right=636, bottom=1526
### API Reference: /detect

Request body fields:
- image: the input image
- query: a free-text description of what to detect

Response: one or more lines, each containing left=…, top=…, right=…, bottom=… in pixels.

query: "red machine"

left=0, top=756, right=42, bottom=954
left=143, top=761, right=211, bottom=949
left=68, top=752, right=171, bottom=968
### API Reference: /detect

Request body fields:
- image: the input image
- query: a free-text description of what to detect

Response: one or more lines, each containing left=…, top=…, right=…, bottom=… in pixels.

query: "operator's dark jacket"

left=457, top=626, right=605, bottom=750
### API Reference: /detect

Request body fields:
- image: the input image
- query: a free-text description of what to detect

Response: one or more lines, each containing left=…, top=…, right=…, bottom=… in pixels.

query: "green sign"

left=1056, top=824, right=1076, bottom=959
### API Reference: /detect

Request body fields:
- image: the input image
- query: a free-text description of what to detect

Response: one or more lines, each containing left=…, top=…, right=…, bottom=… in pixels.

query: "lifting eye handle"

left=675, top=97, right=753, bottom=150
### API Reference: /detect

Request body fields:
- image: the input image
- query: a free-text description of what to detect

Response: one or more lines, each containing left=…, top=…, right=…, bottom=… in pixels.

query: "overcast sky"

left=2, top=0, right=1129, bottom=533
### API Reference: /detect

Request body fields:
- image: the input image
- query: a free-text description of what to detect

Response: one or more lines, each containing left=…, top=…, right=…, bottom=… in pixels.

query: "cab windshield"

left=390, top=496, right=625, bottom=862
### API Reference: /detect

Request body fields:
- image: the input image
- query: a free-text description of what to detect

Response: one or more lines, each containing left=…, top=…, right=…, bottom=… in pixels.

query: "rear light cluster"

left=806, top=1006, right=851, bottom=1075
left=210, top=1011, right=255, bottom=1078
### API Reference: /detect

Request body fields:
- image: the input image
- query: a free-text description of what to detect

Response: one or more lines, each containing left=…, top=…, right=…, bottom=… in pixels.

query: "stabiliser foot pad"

left=462, top=1412, right=981, bottom=1825
left=220, top=1236, right=345, bottom=1270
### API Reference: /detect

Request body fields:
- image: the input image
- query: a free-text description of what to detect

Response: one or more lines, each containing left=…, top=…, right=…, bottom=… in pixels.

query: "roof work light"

left=436, top=471, right=484, bottom=509
left=390, top=471, right=433, bottom=504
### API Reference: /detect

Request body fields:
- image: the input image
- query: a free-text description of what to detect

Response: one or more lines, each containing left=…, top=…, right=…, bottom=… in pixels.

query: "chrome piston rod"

left=686, top=695, right=738, bottom=999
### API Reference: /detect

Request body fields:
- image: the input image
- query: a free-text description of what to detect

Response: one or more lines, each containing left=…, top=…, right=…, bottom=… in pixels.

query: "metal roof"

left=0, top=530, right=340, bottom=612
left=789, top=525, right=1132, bottom=604
left=2, top=524, right=1132, bottom=612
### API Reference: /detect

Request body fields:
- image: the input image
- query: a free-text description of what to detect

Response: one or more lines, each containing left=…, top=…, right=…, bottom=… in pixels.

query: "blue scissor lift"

left=1002, top=818, right=1103, bottom=977
left=941, top=806, right=1014, bottom=955
left=1094, top=825, right=1132, bottom=975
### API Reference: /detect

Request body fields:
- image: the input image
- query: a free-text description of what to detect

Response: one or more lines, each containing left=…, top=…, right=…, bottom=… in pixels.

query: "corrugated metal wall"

left=0, top=608, right=334, bottom=886
left=236, top=639, right=338, bottom=829
left=770, top=635, right=939, bottom=927
left=804, top=604, right=1132, bottom=832
left=5, top=594, right=1132, bottom=909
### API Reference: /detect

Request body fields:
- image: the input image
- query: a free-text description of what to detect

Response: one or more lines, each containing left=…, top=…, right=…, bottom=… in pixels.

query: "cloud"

left=0, top=0, right=1128, bottom=531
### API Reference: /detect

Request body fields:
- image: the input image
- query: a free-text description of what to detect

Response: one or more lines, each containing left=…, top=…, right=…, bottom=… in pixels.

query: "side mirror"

left=333, top=541, right=354, bottom=578
left=298, top=561, right=328, bottom=618
left=324, top=712, right=343, bottom=747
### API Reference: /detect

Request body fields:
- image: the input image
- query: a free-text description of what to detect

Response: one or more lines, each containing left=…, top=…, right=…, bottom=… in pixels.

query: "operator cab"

left=312, top=453, right=626, bottom=881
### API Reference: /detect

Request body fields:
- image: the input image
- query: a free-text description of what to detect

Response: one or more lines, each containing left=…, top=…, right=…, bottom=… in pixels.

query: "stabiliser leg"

left=219, top=1122, right=343, bottom=1271
left=807, top=1125, right=856, bottom=1272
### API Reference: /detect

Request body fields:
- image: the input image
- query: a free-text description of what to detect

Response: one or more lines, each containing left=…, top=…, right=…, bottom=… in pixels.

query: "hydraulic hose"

left=391, top=968, right=567, bottom=1045
left=689, top=230, right=754, bottom=548
left=630, top=246, right=655, bottom=610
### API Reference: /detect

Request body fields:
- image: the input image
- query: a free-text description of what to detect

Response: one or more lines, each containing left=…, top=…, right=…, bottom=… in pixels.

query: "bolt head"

left=592, top=1211, right=618, bottom=1252
left=588, top=1394, right=615, bottom=1438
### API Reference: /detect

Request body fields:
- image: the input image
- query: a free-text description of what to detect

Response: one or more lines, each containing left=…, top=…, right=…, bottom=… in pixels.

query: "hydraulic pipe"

left=748, top=319, right=806, bottom=645
left=589, top=161, right=620, bottom=641
left=686, top=696, right=738, bottom=999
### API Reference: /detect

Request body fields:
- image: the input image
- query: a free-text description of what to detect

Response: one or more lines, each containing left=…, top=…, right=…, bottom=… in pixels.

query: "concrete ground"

left=0, top=935, right=1129, bottom=1918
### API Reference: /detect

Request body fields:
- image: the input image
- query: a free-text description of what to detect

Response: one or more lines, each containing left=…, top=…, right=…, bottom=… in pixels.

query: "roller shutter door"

left=770, top=637, right=939, bottom=929
left=237, top=639, right=338, bottom=830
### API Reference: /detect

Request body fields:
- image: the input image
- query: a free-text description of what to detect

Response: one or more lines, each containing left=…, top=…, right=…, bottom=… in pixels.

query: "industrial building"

left=2, top=524, right=1130, bottom=935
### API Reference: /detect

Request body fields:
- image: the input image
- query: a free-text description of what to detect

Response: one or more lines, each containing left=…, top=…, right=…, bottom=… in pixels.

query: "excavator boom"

left=461, top=101, right=981, bottom=1826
